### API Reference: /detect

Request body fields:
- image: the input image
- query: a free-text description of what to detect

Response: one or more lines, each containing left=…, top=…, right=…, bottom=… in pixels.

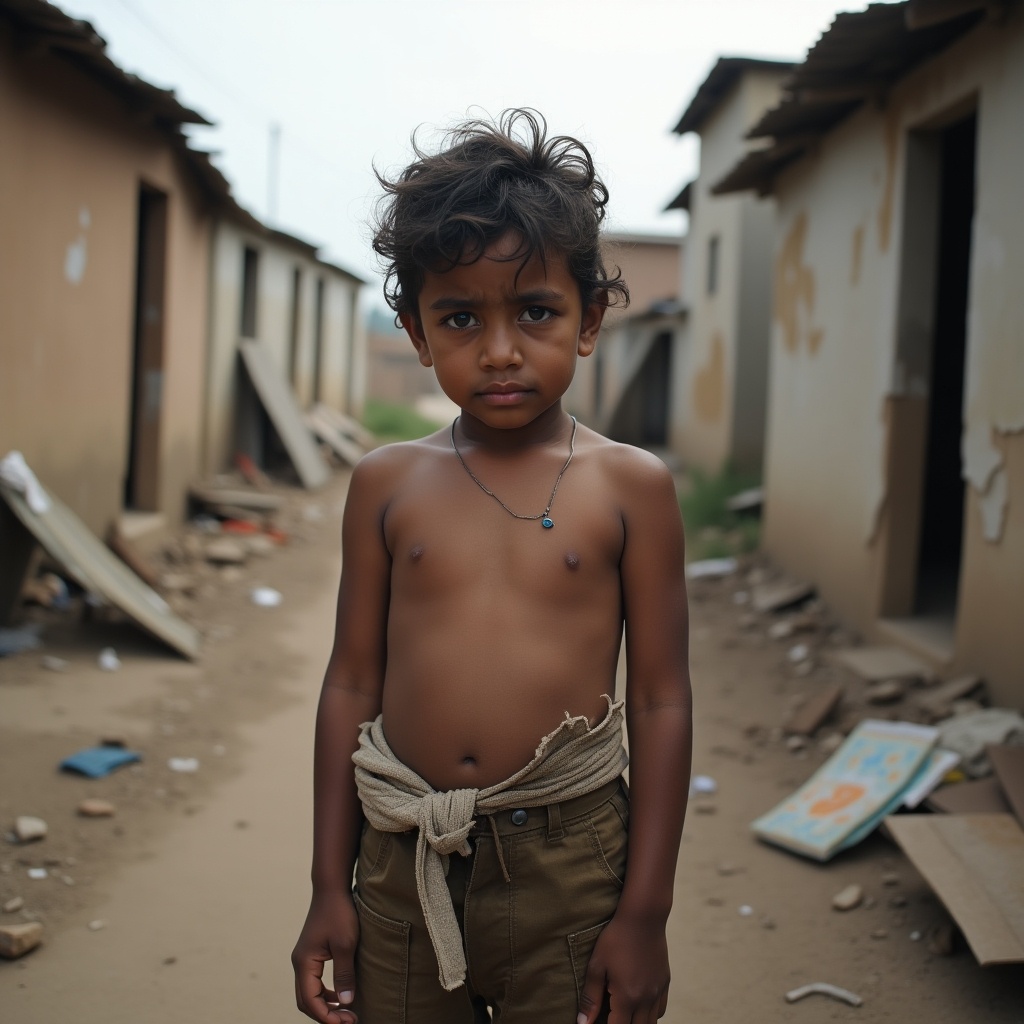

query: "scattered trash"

left=97, top=647, right=121, bottom=672
left=27, top=868, right=47, bottom=880
left=250, top=587, right=282, bottom=608
left=0, top=623, right=44, bottom=657
left=752, top=719, right=939, bottom=860
left=690, top=775, right=717, bottom=795
left=0, top=921, right=44, bottom=959
left=738, top=905, right=754, bottom=917
left=936, top=708, right=1024, bottom=778
left=40, top=655, right=69, bottom=672
left=3, top=897, right=24, bottom=913
left=831, top=884, right=863, bottom=911
left=900, top=749, right=961, bottom=809
left=785, top=982, right=863, bottom=1008
left=168, top=757, right=199, bottom=773
left=60, top=746, right=141, bottom=778
left=685, top=558, right=738, bottom=581
left=0, top=450, right=50, bottom=513
left=77, top=799, right=116, bottom=818
left=13, top=816, right=47, bottom=843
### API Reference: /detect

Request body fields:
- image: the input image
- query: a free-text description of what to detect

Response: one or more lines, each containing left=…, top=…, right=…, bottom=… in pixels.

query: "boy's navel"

left=564, top=551, right=580, bottom=570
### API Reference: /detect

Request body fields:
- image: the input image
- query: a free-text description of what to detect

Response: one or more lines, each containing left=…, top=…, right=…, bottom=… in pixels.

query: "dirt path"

left=1, top=471, right=1022, bottom=1022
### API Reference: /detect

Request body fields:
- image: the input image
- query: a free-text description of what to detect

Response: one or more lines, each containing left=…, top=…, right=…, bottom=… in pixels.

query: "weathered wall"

left=674, top=69, right=791, bottom=473
left=0, top=24, right=211, bottom=534
left=763, top=11, right=1024, bottom=704
left=204, top=222, right=363, bottom=475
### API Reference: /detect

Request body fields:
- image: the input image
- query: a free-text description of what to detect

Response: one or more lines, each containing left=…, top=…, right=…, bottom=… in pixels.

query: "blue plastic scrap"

left=60, top=747, right=141, bottom=778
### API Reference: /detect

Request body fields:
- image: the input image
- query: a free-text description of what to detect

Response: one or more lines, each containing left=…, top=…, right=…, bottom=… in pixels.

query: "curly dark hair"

left=371, top=109, right=629, bottom=318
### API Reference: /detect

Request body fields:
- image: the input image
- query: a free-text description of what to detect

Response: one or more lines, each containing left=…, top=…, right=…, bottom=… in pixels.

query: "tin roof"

left=672, top=57, right=797, bottom=136
left=712, top=0, right=990, bottom=196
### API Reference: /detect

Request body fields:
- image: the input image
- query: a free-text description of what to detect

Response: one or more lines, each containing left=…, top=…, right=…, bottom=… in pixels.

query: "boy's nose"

left=479, top=326, right=523, bottom=369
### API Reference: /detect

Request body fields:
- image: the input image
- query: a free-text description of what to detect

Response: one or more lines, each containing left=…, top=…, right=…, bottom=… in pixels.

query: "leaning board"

left=886, top=814, right=1024, bottom=965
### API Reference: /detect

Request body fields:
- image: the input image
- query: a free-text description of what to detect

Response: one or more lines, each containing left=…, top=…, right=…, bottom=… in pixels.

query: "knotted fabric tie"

left=353, top=696, right=628, bottom=991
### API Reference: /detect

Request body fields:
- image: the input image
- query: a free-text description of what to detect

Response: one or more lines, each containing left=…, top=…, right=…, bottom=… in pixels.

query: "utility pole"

left=267, top=122, right=281, bottom=223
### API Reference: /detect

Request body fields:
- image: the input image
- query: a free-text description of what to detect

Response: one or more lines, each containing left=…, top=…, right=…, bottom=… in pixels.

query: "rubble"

left=785, top=982, right=863, bottom=1007
left=0, top=921, right=43, bottom=959
left=832, top=884, right=863, bottom=911
left=13, top=816, right=47, bottom=842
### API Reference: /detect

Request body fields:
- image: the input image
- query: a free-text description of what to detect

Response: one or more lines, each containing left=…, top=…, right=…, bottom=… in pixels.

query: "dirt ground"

left=1, top=468, right=1022, bottom=1023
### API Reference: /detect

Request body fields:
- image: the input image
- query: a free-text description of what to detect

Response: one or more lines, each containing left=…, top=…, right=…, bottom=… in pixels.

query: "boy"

left=292, top=109, right=692, bottom=1024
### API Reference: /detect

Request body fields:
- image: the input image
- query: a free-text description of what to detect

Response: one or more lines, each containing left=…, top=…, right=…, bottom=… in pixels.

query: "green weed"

left=362, top=400, right=444, bottom=443
left=679, top=465, right=762, bottom=561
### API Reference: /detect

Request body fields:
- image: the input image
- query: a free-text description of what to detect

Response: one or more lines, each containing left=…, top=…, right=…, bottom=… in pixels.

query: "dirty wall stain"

left=693, top=331, right=725, bottom=424
left=878, top=106, right=901, bottom=253
left=775, top=211, right=823, bottom=354
left=851, top=224, right=865, bottom=286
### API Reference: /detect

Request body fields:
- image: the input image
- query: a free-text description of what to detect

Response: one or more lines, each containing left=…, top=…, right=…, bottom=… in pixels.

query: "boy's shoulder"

left=576, top=424, right=677, bottom=491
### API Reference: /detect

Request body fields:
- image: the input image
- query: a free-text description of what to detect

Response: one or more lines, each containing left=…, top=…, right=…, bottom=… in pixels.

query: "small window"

left=706, top=234, right=720, bottom=296
left=240, top=246, right=259, bottom=338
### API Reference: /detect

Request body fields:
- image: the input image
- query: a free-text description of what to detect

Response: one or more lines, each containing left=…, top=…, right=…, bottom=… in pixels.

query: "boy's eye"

left=443, top=312, right=478, bottom=329
left=520, top=306, right=554, bottom=323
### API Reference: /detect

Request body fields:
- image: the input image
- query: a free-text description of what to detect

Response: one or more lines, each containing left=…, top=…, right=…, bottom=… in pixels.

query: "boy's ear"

left=576, top=299, right=605, bottom=358
left=400, top=312, right=433, bottom=368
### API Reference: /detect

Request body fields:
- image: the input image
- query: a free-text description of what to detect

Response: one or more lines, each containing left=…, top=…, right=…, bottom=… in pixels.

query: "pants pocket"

left=352, top=890, right=411, bottom=1024
left=568, top=920, right=611, bottom=1024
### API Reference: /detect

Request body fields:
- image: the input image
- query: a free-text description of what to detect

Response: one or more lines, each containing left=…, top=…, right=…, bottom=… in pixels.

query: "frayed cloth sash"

left=352, top=696, right=628, bottom=992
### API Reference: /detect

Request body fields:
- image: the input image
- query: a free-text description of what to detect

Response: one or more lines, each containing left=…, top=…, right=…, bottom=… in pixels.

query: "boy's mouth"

left=479, top=383, right=530, bottom=404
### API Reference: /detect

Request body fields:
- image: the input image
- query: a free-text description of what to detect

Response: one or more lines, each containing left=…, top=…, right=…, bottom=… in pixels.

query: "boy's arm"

left=292, top=453, right=394, bottom=1024
left=579, top=452, right=692, bottom=1024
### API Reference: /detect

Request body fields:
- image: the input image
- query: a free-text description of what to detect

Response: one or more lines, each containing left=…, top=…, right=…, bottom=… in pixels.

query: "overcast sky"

left=61, top=0, right=886, bottom=292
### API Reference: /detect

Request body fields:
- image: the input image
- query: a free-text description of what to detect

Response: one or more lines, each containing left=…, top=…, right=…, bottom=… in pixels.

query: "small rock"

left=788, top=643, right=810, bottom=663
left=245, top=534, right=276, bottom=557
left=910, top=930, right=923, bottom=941
left=881, top=872, right=900, bottom=887
left=786, top=735, right=808, bottom=753
left=41, top=656, right=69, bottom=672
left=60, top=875, right=74, bottom=887
left=871, top=928, right=889, bottom=940
left=13, top=817, right=47, bottom=843
left=0, top=921, right=43, bottom=959
left=866, top=679, right=907, bottom=704
left=818, top=733, right=844, bottom=755
left=738, top=904, right=754, bottom=917
left=97, top=647, right=121, bottom=672
left=832, top=884, right=864, bottom=911
left=88, top=919, right=106, bottom=931
left=768, top=620, right=795, bottom=640
left=78, top=799, right=116, bottom=818
left=927, top=922, right=956, bottom=956
left=3, top=897, right=24, bottom=913
left=888, top=895, right=907, bottom=908
left=204, top=538, right=247, bottom=565
left=717, top=862, right=742, bottom=877
left=168, top=757, right=199, bottom=773
left=219, top=566, right=245, bottom=584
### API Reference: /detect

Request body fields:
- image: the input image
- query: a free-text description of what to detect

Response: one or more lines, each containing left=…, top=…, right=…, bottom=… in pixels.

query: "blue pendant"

left=542, top=517, right=554, bottom=529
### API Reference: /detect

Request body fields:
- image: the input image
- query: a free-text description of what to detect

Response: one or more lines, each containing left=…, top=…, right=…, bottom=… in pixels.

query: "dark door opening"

left=914, top=113, right=975, bottom=617
left=125, top=184, right=168, bottom=510
left=639, top=332, right=672, bottom=446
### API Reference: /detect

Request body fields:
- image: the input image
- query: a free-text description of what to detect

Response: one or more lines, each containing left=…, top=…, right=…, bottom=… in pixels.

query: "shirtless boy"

left=292, top=109, right=692, bottom=1024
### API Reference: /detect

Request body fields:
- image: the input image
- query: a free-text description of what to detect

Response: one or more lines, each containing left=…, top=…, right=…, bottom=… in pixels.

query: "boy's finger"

left=332, top=957, right=357, bottom=1011
left=576, top=963, right=607, bottom=1024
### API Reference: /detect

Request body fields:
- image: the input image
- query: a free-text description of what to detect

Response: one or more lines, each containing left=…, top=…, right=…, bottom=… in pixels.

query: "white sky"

left=60, top=0, right=888, bottom=294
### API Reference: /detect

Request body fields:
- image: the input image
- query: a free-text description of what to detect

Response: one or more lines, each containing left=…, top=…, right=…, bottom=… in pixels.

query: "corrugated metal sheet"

left=672, top=56, right=796, bottom=136
left=712, top=0, right=990, bottom=195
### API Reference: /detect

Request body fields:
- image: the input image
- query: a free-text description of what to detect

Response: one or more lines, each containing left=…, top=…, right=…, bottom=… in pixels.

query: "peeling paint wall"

left=673, top=68, right=790, bottom=473
left=763, top=11, right=1024, bottom=704
left=0, top=23, right=211, bottom=535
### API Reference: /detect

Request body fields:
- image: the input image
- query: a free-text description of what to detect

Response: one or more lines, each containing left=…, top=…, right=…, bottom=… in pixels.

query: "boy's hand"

left=577, top=911, right=670, bottom=1023
left=292, top=890, right=360, bottom=1023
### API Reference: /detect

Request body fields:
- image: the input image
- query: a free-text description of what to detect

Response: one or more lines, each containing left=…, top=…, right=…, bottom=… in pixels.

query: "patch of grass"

left=362, top=400, right=444, bottom=443
left=679, top=464, right=762, bottom=561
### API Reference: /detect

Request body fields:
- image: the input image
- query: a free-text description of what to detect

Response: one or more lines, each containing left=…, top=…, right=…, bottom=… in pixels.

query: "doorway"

left=124, top=184, right=168, bottom=510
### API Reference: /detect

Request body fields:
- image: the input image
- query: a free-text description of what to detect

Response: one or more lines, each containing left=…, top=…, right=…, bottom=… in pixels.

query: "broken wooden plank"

left=832, top=645, right=936, bottom=683
left=784, top=683, right=844, bottom=736
left=238, top=339, right=329, bottom=490
left=886, top=814, right=1024, bottom=965
left=305, top=407, right=365, bottom=467
left=0, top=472, right=200, bottom=659
left=751, top=579, right=814, bottom=613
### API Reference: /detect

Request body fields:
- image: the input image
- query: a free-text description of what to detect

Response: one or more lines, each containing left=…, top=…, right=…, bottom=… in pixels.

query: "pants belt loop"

left=546, top=801, right=564, bottom=842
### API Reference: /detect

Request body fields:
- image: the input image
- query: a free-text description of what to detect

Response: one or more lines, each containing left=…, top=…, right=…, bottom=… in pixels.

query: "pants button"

left=510, top=809, right=528, bottom=826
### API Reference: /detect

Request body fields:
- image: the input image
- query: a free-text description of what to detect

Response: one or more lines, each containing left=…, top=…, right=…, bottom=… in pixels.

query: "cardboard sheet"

left=886, top=813, right=1024, bottom=965
left=989, top=745, right=1024, bottom=829
left=926, top=777, right=1012, bottom=815
left=0, top=477, right=200, bottom=659
left=238, top=339, right=329, bottom=490
left=751, top=719, right=937, bottom=860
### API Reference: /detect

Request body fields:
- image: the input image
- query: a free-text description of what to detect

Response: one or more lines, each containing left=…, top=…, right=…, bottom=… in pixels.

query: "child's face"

left=401, top=233, right=604, bottom=429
